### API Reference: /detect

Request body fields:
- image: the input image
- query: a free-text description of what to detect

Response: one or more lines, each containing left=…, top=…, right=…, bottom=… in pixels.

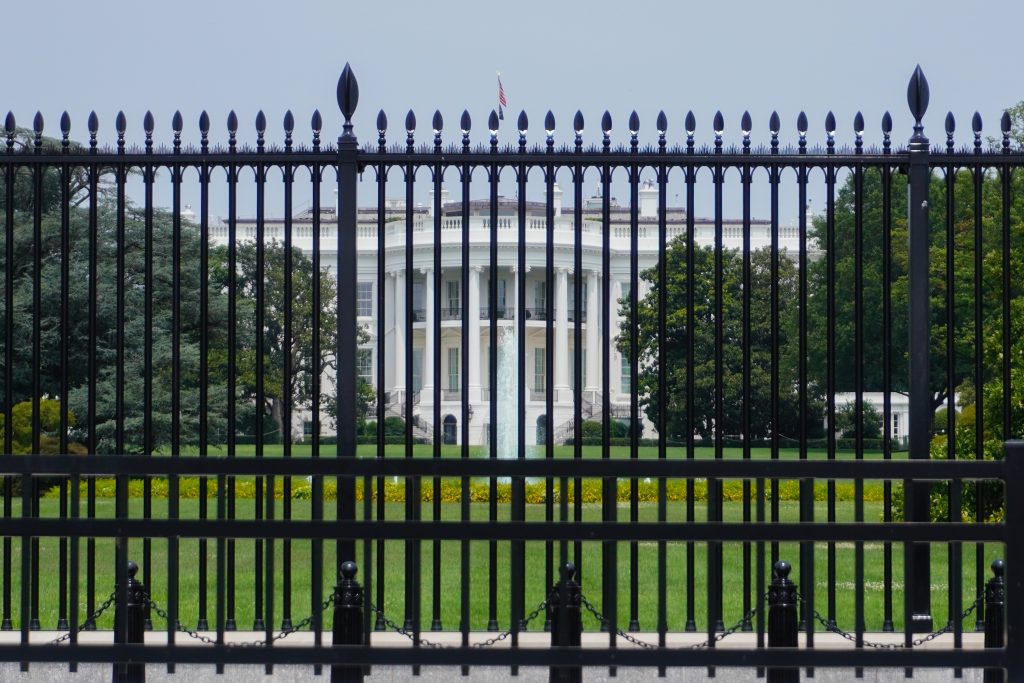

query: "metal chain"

left=471, top=600, right=548, bottom=648
left=147, top=592, right=335, bottom=647
left=580, top=592, right=762, bottom=650
left=797, top=592, right=982, bottom=649
left=51, top=591, right=118, bottom=644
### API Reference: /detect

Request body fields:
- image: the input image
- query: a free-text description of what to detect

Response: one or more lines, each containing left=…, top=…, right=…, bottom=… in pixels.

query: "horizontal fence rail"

left=1, top=64, right=1022, bottom=680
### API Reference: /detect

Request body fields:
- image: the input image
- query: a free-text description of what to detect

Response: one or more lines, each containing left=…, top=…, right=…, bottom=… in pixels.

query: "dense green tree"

left=620, top=239, right=822, bottom=442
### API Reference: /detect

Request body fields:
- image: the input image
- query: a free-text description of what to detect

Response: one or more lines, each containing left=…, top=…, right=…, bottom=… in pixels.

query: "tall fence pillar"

left=984, top=559, right=1005, bottom=683
left=1004, top=441, right=1024, bottom=681
left=905, top=64, right=933, bottom=632
left=332, top=561, right=365, bottom=683
left=768, top=560, right=798, bottom=683
left=550, top=562, right=582, bottom=683
left=112, top=560, right=145, bottom=683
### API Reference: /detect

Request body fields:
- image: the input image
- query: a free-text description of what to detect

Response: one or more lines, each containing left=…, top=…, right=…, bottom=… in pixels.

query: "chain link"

left=797, top=592, right=982, bottom=649
left=369, top=600, right=548, bottom=649
left=51, top=591, right=118, bottom=644
left=147, top=593, right=335, bottom=648
left=580, top=592, right=762, bottom=650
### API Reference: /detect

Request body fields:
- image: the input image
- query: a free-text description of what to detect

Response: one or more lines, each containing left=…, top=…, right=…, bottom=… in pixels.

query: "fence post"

left=984, top=559, right=1005, bottom=683
left=767, top=560, right=798, bottom=683
left=549, top=561, right=582, bottom=683
left=332, top=560, right=364, bottom=683
left=905, top=64, right=934, bottom=632
left=112, top=560, right=145, bottom=683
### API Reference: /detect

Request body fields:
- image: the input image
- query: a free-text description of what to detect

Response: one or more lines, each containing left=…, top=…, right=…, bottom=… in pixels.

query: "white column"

left=383, top=272, right=395, bottom=391
left=393, top=269, right=406, bottom=392
left=468, top=266, right=482, bottom=402
left=585, top=269, right=600, bottom=393
left=511, top=265, right=519, bottom=320
left=421, top=268, right=434, bottom=401
left=554, top=267, right=570, bottom=401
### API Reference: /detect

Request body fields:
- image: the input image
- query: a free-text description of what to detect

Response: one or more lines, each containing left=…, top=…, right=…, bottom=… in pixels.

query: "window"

left=357, top=282, right=372, bottom=317
left=357, top=349, right=373, bottom=380
left=412, top=348, right=423, bottom=393
left=621, top=353, right=631, bottom=393
left=413, top=281, right=425, bottom=313
left=303, top=420, right=314, bottom=437
left=447, top=280, right=460, bottom=314
left=620, top=282, right=632, bottom=307
left=448, top=347, right=460, bottom=392
left=892, top=412, right=900, bottom=438
left=568, top=280, right=587, bottom=318
left=534, top=281, right=546, bottom=315
left=534, top=347, right=545, bottom=392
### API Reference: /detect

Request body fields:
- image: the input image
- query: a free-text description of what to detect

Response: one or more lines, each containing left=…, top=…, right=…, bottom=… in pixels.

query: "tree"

left=620, top=238, right=822, bottom=443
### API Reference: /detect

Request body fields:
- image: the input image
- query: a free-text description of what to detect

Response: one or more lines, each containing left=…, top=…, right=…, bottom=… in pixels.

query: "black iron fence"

left=0, top=64, right=1022, bottom=678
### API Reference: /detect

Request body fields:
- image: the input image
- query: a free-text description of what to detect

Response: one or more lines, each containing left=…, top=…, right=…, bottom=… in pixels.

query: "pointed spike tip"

left=545, top=110, right=555, bottom=133
left=944, top=112, right=955, bottom=134
left=488, top=109, right=499, bottom=131
left=33, top=111, right=44, bottom=133
left=517, top=110, right=528, bottom=132
left=685, top=111, right=695, bottom=134
left=797, top=111, right=808, bottom=133
left=432, top=110, right=443, bottom=132
left=713, top=111, right=724, bottom=133
left=461, top=109, right=471, bottom=132
left=88, top=111, right=99, bottom=133
left=311, top=109, right=322, bottom=132
left=4, top=112, right=15, bottom=133
left=199, top=111, right=210, bottom=133
left=854, top=112, right=865, bottom=133
left=574, top=110, right=584, bottom=133
left=227, top=111, right=238, bottom=132
left=656, top=111, right=667, bottom=133
left=143, top=111, right=154, bottom=133
left=60, top=111, right=71, bottom=134
left=283, top=110, right=294, bottom=132
left=601, top=111, right=612, bottom=133
left=377, top=109, right=387, bottom=131
left=337, top=62, right=359, bottom=120
left=628, top=110, right=639, bottom=133
left=116, top=111, right=127, bottom=133
left=882, top=111, right=893, bottom=133
left=907, top=65, right=930, bottom=122
left=769, top=111, right=780, bottom=133
left=741, top=111, right=752, bottom=133
left=172, top=111, right=183, bottom=132
left=1001, top=111, right=1012, bottom=133
left=825, top=111, right=836, bottom=133
left=405, top=110, right=416, bottom=131
left=255, top=110, right=266, bottom=132
left=972, top=112, right=982, bottom=133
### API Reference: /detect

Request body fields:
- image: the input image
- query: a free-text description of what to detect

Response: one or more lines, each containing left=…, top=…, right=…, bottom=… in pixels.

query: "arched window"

left=443, top=414, right=458, bottom=445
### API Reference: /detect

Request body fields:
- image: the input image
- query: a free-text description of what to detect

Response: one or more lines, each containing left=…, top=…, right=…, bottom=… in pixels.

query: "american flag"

left=497, top=73, right=506, bottom=120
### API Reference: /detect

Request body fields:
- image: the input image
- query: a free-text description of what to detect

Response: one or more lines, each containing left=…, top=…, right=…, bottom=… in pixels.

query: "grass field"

left=2, top=491, right=999, bottom=637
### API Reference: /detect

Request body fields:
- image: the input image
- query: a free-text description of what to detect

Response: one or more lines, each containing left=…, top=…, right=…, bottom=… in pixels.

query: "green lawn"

left=1, top=495, right=999, bottom=637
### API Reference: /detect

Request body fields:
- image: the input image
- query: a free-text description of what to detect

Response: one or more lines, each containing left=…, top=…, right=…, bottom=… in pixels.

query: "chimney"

left=638, top=180, right=657, bottom=218
left=553, top=183, right=563, bottom=216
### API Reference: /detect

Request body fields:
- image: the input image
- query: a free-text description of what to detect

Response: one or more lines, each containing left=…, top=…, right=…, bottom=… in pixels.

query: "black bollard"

left=767, top=560, right=798, bottom=683
left=549, top=562, right=582, bottom=683
left=112, top=560, right=146, bottom=683
left=984, top=559, right=1005, bottom=683
left=332, top=560, right=364, bottom=683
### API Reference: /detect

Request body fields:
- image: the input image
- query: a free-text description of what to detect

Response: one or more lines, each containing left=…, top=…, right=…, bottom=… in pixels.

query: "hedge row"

left=48, top=477, right=885, bottom=505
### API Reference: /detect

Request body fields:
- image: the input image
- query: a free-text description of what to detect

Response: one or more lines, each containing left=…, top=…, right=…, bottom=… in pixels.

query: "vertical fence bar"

left=740, top=139, right=753, bottom=633
left=571, top=116, right=583, bottom=583
left=372, top=119, right=386, bottom=635
left=711, top=145, right=724, bottom=643
left=225, top=113, right=239, bottom=632
left=854, top=141, right=865, bottom=660
left=881, top=121, right=895, bottom=633
left=197, top=117, right=210, bottom=634
left=85, top=119, right=98, bottom=633
left=282, top=138, right=294, bottom=633
left=142, top=138, right=155, bottom=634
left=169, top=141, right=183, bottom=668
left=769, top=117, right=781, bottom=588
left=627, top=153, right=639, bottom=633
left=945, top=151, right=962, bottom=653
left=30, top=117, right=44, bottom=635
left=2, top=127, right=13, bottom=634
left=656, top=148, right=667, bottom=657
left=460, top=114, right=472, bottom=664
left=487, top=118, right=500, bottom=632
left=684, top=141, right=697, bottom=633
left=57, top=136, right=70, bottom=633
left=1005, top=442, right=1024, bottom=682
left=311, top=144, right=326, bottom=672
left=973, top=152, right=986, bottom=633
left=545, top=131, right=556, bottom=634
left=907, top=66, right=934, bottom=631
left=254, top=142, right=267, bottom=634
left=825, top=131, right=837, bottom=631
left=599, top=120, right=616, bottom=659
left=337, top=66, right=360, bottom=640
left=436, top=114, right=448, bottom=636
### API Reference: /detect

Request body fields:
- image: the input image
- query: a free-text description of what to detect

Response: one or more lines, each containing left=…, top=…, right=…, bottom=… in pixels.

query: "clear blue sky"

left=5, top=0, right=1023, bottom=220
